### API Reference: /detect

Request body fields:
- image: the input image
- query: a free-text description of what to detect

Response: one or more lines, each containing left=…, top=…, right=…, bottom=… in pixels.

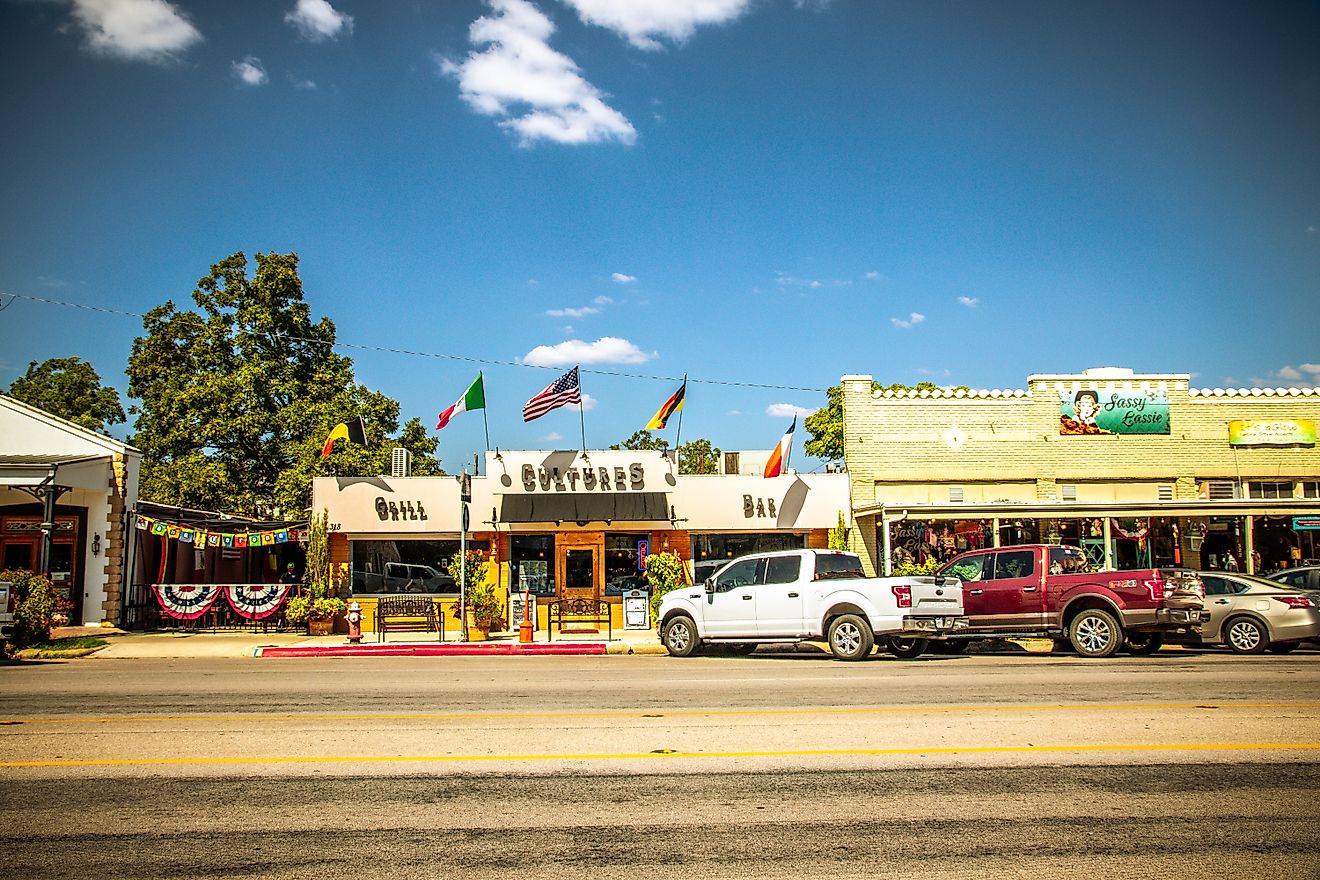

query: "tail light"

left=1273, top=596, right=1315, bottom=609
left=891, top=585, right=912, bottom=608
left=1142, top=574, right=1165, bottom=602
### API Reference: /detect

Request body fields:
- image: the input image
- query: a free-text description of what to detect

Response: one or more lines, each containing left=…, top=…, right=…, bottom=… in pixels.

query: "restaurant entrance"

left=556, top=532, right=603, bottom=600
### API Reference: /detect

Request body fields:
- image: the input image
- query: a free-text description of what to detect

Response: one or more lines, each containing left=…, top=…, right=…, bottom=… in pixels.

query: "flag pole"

left=674, top=374, right=686, bottom=456
left=480, top=372, right=491, bottom=453
left=577, top=366, right=587, bottom=452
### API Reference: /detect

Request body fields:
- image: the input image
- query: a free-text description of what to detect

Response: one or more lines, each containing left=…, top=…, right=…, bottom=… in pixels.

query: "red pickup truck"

left=933, top=544, right=1206, bottom=657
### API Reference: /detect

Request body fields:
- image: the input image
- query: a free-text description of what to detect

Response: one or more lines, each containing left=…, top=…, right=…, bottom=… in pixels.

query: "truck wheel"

left=827, top=614, right=874, bottom=661
left=887, top=637, right=929, bottom=659
left=1124, top=632, right=1164, bottom=656
left=722, top=643, right=758, bottom=656
left=932, top=640, right=967, bottom=654
left=662, top=615, right=702, bottom=657
left=1068, top=608, right=1123, bottom=658
left=1267, top=641, right=1300, bottom=654
left=1224, top=616, right=1268, bottom=654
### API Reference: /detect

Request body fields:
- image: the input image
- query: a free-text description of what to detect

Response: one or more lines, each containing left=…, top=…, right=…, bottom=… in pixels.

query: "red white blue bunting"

left=151, top=583, right=224, bottom=620
left=225, top=583, right=292, bottom=620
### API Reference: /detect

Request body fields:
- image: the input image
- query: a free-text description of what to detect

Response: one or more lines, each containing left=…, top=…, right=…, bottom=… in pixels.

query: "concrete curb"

left=258, top=642, right=609, bottom=658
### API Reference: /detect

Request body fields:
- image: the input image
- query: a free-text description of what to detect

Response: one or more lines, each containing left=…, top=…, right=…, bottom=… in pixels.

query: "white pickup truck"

left=657, top=549, right=968, bottom=660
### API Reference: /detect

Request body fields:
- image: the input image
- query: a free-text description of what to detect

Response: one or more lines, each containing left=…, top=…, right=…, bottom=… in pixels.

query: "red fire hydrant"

left=346, top=600, right=363, bottom=644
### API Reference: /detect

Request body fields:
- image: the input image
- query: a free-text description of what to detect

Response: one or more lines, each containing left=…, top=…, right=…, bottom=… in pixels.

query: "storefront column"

left=1245, top=515, right=1255, bottom=574
left=991, top=517, right=1001, bottom=548
left=1102, top=518, right=1114, bottom=570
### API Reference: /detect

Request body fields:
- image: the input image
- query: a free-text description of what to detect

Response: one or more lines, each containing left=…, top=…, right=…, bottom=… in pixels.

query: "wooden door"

left=556, top=532, right=603, bottom=600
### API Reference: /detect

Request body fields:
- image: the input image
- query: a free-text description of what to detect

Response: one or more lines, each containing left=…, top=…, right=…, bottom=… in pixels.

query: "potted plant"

left=286, top=511, right=345, bottom=635
left=446, top=550, right=500, bottom=639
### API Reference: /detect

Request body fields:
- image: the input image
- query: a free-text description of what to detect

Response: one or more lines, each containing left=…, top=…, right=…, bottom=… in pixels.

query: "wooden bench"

left=374, top=597, right=446, bottom=642
left=545, top=597, right=612, bottom=642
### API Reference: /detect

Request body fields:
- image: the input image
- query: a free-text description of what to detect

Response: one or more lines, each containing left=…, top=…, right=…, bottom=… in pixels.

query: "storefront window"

left=605, top=534, right=649, bottom=595
left=510, top=534, right=555, bottom=596
left=690, top=532, right=805, bottom=582
left=350, top=539, right=489, bottom=595
left=890, top=520, right=993, bottom=567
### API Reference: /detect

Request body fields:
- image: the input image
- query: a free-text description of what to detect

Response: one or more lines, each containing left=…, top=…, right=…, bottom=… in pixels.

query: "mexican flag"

left=437, top=373, right=486, bottom=430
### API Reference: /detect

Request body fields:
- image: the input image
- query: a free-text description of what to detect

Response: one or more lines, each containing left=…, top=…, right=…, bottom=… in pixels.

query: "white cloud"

left=891, top=312, right=925, bottom=329
left=774, top=271, right=850, bottom=289
left=611, top=272, right=637, bottom=283
left=440, top=0, right=636, bottom=147
left=766, top=403, right=818, bottom=419
left=592, top=295, right=613, bottom=305
left=726, top=409, right=743, bottom=417
left=68, top=0, right=202, bottom=63
left=545, top=306, right=599, bottom=318
left=567, top=393, right=597, bottom=411
left=542, top=431, right=563, bottom=441
left=1301, top=364, right=1320, bottom=375
left=1309, top=225, right=1318, bottom=234
left=292, top=77, right=317, bottom=90
left=958, top=295, right=979, bottom=307
left=285, top=0, right=354, bottom=42
left=232, top=56, right=268, bottom=86
left=1278, top=366, right=1303, bottom=381
left=527, top=278, right=540, bottom=286
left=522, top=336, right=655, bottom=367
left=560, top=0, right=752, bottom=50
left=864, top=271, right=885, bottom=281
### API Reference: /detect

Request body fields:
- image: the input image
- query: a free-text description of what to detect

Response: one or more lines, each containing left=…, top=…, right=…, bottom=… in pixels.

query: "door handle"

left=1215, top=599, right=1230, bottom=604
left=1023, top=586, right=1038, bottom=592
left=742, top=594, right=753, bottom=600
left=787, top=592, right=799, bottom=598
left=969, top=589, right=984, bottom=595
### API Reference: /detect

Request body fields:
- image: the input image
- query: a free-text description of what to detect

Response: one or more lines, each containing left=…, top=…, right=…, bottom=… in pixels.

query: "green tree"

left=805, top=380, right=965, bottom=462
left=676, top=438, right=720, bottom=474
left=126, top=251, right=441, bottom=515
left=7, top=357, right=126, bottom=432
left=609, top=429, right=670, bottom=451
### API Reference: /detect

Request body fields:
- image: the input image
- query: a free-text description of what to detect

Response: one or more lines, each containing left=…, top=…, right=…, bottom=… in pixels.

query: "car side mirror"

left=704, top=577, right=716, bottom=594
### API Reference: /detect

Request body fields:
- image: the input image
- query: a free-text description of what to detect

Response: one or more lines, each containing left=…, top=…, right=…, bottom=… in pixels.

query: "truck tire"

left=886, top=636, right=929, bottom=659
left=662, top=615, right=702, bottom=657
left=827, top=614, right=874, bottom=661
left=1224, top=616, right=1268, bottom=654
left=932, top=640, right=967, bottom=654
left=721, top=643, right=758, bottom=656
left=1068, top=608, right=1123, bottom=658
left=1124, top=632, right=1164, bottom=656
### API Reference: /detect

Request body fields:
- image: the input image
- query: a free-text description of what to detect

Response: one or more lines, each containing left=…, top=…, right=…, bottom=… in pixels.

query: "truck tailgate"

left=903, top=577, right=964, bottom=614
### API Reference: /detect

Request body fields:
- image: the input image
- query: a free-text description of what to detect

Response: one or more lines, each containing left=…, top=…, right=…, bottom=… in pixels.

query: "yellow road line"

left=4, top=742, right=1319, bottom=768
left=3, top=701, right=1318, bottom=726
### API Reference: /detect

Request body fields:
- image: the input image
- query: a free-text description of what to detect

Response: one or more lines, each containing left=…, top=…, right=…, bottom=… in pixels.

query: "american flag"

left=522, top=366, right=582, bottom=422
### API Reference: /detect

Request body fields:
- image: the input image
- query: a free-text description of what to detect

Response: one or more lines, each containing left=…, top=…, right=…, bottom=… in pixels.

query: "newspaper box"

left=623, top=588, right=650, bottom=630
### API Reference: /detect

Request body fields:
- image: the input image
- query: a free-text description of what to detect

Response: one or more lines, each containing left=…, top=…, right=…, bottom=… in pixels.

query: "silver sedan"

left=1196, top=572, right=1320, bottom=654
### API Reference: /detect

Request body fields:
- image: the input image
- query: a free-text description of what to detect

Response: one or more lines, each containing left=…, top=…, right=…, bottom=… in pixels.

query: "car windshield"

left=814, top=553, right=864, bottom=580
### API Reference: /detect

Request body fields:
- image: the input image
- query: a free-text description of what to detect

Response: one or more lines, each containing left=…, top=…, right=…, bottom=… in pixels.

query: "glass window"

left=691, top=533, right=806, bottom=583
left=714, top=558, right=761, bottom=592
left=510, top=534, right=555, bottom=597
left=1200, top=575, right=1228, bottom=596
left=604, top=533, right=649, bottom=595
left=992, top=550, right=1035, bottom=580
left=1301, top=482, right=1320, bottom=499
left=1247, top=481, right=1293, bottom=499
left=942, top=553, right=987, bottom=582
left=763, top=555, right=801, bottom=585
left=351, top=539, right=489, bottom=595
left=813, top=553, right=863, bottom=580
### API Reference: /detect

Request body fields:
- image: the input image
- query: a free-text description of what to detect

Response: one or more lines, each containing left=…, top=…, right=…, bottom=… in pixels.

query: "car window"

left=763, top=556, right=801, bottom=585
left=944, top=554, right=987, bottom=583
left=814, top=553, right=865, bottom=580
left=1200, top=575, right=1228, bottom=596
left=993, top=550, right=1035, bottom=580
left=1274, top=571, right=1307, bottom=588
left=715, top=558, right=761, bottom=592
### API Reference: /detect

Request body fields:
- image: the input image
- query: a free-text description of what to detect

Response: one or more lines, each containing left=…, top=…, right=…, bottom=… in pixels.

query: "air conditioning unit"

left=391, top=448, right=413, bottom=478
left=1198, top=480, right=1238, bottom=500
left=948, top=487, right=964, bottom=503
left=1060, top=484, right=1077, bottom=501
left=1158, top=485, right=1174, bottom=501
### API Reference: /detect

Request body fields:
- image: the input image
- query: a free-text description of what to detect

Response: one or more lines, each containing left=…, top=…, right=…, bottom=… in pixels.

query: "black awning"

left=499, top=493, right=670, bottom=524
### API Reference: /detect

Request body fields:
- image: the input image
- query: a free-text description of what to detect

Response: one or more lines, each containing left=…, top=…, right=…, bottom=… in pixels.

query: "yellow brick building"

left=842, top=368, right=1320, bottom=576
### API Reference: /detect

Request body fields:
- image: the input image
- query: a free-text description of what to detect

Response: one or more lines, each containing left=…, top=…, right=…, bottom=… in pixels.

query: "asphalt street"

left=1, top=651, right=1318, bottom=878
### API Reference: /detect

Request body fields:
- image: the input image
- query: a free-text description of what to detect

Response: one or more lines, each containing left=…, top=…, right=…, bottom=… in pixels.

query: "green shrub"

left=2, top=569, right=58, bottom=648
left=645, top=551, right=687, bottom=620
left=447, top=550, right=501, bottom=628
left=891, top=558, right=944, bottom=577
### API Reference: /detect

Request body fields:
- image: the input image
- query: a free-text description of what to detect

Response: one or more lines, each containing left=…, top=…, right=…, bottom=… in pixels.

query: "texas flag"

left=763, top=416, right=796, bottom=478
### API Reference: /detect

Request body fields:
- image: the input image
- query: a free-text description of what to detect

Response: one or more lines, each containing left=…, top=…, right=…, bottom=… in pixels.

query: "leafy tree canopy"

left=804, top=380, right=967, bottom=462
left=609, top=429, right=670, bottom=451
left=126, top=251, right=441, bottom=516
left=7, top=357, right=126, bottom=432
left=676, top=438, right=720, bottom=475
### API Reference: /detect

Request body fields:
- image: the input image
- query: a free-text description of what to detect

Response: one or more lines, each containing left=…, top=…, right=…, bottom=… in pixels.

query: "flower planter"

left=307, top=616, right=334, bottom=636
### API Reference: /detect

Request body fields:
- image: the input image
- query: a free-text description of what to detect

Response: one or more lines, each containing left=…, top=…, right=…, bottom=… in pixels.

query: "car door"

left=1198, top=574, right=1236, bottom=641
left=987, top=548, right=1047, bottom=627
left=754, top=555, right=805, bottom=636
left=943, top=552, right=993, bottom=621
left=703, top=557, right=764, bottom=636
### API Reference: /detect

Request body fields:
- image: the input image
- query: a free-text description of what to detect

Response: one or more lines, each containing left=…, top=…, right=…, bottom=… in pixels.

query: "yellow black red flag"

left=646, top=381, right=686, bottom=430
left=321, top=416, right=367, bottom=458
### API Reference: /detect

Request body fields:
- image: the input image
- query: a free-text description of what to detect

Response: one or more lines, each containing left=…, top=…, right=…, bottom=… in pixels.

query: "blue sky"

left=1, top=0, right=1318, bottom=472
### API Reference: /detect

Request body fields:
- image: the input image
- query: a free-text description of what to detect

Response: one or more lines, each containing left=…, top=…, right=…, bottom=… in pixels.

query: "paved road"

left=1, top=652, right=1318, bottom=877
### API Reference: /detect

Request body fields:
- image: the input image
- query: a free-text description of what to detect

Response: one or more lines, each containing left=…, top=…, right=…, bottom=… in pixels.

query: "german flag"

left=321, top=416, right=367, bottom=458
left=646, top=380, right=686, bottom=430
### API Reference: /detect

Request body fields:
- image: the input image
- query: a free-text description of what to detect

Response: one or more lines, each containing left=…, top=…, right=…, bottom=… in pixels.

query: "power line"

left=2, top=290, right=830, bottom=394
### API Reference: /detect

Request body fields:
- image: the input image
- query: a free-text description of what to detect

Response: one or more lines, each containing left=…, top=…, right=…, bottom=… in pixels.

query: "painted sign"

left=1228, top=419, right=1316, bottom=447
left=1059, top=388, right=1170, bottom=435
left=1293, top=517, right=1320, bottom=531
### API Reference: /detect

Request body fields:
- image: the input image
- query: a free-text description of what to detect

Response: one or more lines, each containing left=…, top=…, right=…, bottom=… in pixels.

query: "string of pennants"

left=150, top=582, right=293, bottom=621
left=135, top=514, right=298, bottom=549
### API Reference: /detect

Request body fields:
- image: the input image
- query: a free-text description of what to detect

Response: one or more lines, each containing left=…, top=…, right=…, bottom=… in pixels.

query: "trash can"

left=623, top=588, right=650, bottom=630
